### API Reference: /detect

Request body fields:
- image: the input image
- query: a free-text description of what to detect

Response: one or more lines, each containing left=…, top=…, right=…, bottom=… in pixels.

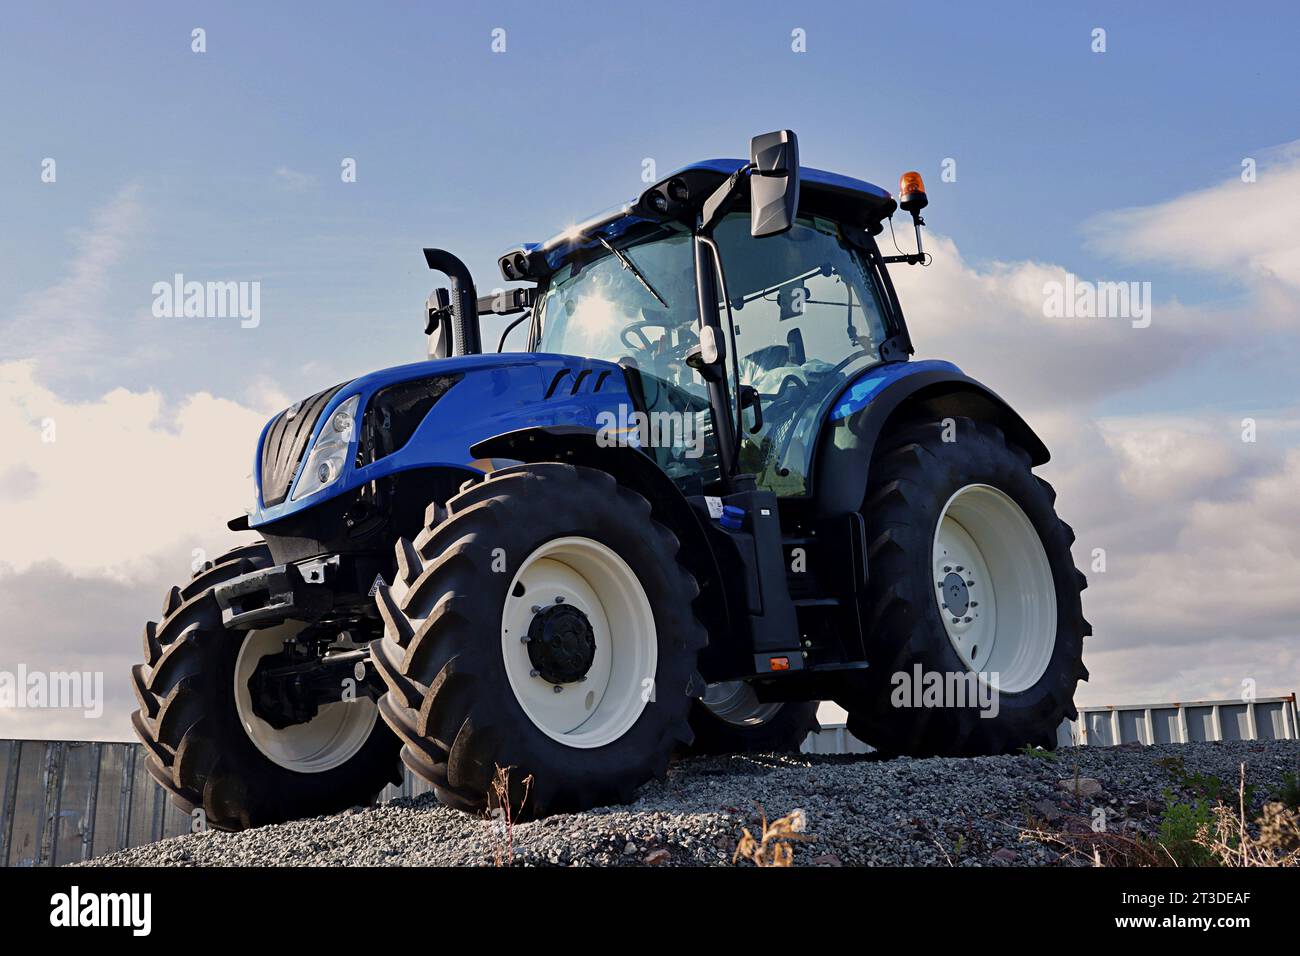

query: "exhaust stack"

left=423, top=248, right=482, bottom=358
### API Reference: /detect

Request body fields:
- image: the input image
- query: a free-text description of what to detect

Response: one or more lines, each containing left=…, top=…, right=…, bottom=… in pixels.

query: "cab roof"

left=502, top=159, right=899, bottom=281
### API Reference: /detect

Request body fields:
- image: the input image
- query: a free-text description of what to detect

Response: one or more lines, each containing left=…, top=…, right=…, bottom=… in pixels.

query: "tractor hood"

left=247, top=352, right=634, bottom=528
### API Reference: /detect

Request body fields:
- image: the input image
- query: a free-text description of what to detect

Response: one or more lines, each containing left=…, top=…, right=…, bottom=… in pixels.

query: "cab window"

left=713, top=212, right=889, bottom=495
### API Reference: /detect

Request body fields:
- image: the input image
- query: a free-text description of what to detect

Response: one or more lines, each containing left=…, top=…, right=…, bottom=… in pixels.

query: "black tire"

left=835, top=417, right=1090, bottom=756
left=370, top=462, right=708, bottom=817
left=130, top=543, right=403, bottom=831
left=685, top=697, right=821, bottom=756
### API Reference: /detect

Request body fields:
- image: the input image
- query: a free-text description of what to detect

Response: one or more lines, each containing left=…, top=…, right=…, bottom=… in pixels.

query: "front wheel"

left=370, top=463, right=708, bottom=817
left=836, top=417, right=1090, bottom=756
left=130, top=545, right=402, bottom=831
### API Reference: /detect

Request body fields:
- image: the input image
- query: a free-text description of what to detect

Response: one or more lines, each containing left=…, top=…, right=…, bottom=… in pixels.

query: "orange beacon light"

left=882, top=170, right=930, bottom=266
left=898, top=171, right=928, bottom=213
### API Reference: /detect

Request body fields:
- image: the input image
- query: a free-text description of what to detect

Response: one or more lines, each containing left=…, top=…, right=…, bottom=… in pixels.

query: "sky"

left=1, top=0, right=1298, bottom=740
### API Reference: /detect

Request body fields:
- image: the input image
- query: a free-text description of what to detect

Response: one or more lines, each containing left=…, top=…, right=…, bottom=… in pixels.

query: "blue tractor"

left=131, top=132, right=1088, bottom=828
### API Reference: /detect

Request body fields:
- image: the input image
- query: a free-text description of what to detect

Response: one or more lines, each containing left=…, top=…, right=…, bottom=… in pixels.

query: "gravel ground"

left=84, top=740, right=1299, bottom=867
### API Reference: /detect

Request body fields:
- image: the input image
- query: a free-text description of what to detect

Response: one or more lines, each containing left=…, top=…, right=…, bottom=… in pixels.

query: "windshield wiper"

left=598, top=237, right=669, bottom=308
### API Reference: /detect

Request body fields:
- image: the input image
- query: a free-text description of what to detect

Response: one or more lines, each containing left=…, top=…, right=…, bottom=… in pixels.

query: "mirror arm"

left=698, top=163, right=753, bottom=236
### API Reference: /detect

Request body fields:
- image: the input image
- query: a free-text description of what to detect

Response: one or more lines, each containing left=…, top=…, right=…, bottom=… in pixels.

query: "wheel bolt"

left=554, top=596, right=565, bottom=604
left=530, top=605, right=542, bottom=614
left=529, top=668, right=541, bottom=678
left=966, top=580, right=974, bottom=587
left=553, top=684, right=563, bottom=694
left=520, top=635, right=530, bottom=644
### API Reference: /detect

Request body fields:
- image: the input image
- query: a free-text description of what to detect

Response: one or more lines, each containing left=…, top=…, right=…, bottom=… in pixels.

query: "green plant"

left=1271, top=772, right=1300, bottom=812
left=1156, top=755, right=1257, bottom=806
left=1158, top=794, right=1220, bottom=867
left=1018, top=744, right=1059, bottom=762
left=1197, top=764, right=1300, bottom=867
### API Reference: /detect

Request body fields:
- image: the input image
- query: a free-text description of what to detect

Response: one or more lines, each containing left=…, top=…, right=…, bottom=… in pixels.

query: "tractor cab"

left=503, top=137, right=917, bottom=501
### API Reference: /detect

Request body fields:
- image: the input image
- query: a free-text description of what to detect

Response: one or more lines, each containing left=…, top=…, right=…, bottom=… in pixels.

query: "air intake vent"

left=356, top=374, right=461, bottom=468
left=259, top=383, right=346, bottom=507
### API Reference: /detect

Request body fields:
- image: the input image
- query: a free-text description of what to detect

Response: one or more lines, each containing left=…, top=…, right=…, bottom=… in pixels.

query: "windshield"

left=535, top=221, right=720, bottom=488
left=533, top=212, right=893, bottom=498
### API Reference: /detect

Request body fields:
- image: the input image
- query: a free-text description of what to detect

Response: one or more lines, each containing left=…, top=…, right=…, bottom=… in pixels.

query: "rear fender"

left=812, top=360, right=1050, bottom=518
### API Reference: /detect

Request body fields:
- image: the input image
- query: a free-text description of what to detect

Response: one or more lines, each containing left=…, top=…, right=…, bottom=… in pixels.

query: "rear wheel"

left=130, top=544, right=402, bottom=831
left=684, top=685, right=820, bottom=755
left=836, top=417, right=1089, bottom=756
left=370, top=463, right=708, bottom=816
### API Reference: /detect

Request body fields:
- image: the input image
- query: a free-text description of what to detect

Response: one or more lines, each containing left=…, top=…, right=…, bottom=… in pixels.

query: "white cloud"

left=1086, top=140, right=1300, bottom=303
left=0, top=360, right=261, bottom=580
left=1013, top=406, right=1300, bottom=705
left=273, top=166, right=317, bottom=191
left=889, top=233, right=1219, bottom=410
left=2, top=184, right=148, bottom=370
left=0, top=360, right=266, bottom=741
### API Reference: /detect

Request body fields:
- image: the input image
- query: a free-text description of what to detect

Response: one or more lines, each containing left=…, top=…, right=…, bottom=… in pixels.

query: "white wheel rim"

left=233, top=623, right=378, bottom=773
left=501, top=536, right=656, bottom=748
left=932, top=484, right=1057, bottom=694
left=701, top=681, right=783, bottom=727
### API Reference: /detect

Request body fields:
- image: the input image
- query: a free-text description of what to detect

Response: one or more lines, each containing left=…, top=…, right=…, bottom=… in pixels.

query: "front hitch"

left=248, top=639, right=385, bottom=730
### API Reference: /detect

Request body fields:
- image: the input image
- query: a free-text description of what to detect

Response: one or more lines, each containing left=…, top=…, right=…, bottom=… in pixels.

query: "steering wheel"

left=620, top=320, right=697, bottom=362
left=772, top=373, right=808, bottom=404
left=620, top=323, right=655, bottom=352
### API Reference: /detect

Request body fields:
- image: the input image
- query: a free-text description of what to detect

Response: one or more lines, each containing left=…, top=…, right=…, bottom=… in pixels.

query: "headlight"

left=291, top=394, right=360, bottom=501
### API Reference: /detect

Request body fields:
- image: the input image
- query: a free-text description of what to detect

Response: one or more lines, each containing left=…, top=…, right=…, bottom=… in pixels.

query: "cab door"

left=711, top=212, right=892, bottom=496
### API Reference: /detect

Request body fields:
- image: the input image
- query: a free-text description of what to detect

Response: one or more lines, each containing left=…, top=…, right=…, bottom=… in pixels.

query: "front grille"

left=259, top=383, right=346, bottom=506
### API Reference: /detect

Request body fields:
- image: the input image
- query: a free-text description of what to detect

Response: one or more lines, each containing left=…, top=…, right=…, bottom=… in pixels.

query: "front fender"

left=811, top=359, right=1049, bottom=517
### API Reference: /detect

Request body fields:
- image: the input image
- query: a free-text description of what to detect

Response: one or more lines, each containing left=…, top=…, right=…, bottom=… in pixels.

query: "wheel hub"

left=527, top=602, right=596, bottom=684
left=940, top=571, right=971, bottom=618
left=233, top=623, right=379, bottom=773
left=501, top=536, right=657, bottom=748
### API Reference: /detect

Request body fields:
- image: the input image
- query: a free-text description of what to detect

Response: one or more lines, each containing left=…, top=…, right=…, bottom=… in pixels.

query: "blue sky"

left=2, top=1, right=1299, bottom=737
left=3, top=0, right=1297, bottom=407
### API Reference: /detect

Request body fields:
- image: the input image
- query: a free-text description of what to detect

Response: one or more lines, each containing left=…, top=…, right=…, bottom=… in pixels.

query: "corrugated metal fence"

left=1064, top=695, right=1298, bottom=747
left=0, top=740, right=190, bottom=867
left=3, top=693, right=1295, bottom=865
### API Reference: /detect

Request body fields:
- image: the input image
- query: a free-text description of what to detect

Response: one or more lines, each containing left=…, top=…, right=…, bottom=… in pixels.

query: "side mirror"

left=425, top=288, right=453, bottom=360
left=749, top=130, right=800, bottom=237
